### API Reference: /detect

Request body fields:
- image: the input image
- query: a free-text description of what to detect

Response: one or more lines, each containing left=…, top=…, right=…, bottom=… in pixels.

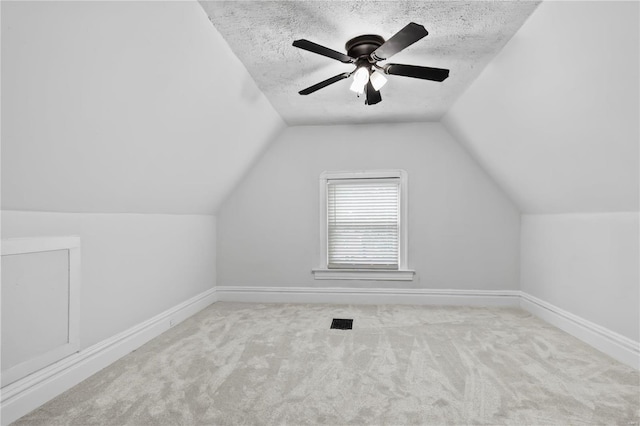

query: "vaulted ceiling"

left=444, top=0, right=639, bottom=213
left=1, top=1, right=284, bottom=214
left=200, top=1, right=540, bottom=125
left=200, top=0, right=638, bottom=214
left=2, top=1, right=637, bottom=216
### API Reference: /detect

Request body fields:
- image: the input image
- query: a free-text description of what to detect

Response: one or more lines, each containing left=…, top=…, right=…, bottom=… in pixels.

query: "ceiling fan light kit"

left=369, top=71, right=388, bottom=91
left=349, top=67, right=370, bottom=94
left=292, top=22, right=450, bottom=106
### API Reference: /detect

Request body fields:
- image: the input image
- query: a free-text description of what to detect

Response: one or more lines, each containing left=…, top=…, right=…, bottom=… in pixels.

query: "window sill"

left=312, top=269, right=415, bottom=281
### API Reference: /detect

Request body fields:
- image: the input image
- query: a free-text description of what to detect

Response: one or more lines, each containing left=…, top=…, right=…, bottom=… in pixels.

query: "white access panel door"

left=1, top=237, right=81, bottom=387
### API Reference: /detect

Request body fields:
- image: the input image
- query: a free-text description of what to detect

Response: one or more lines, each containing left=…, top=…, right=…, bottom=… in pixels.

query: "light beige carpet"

left=14, top=303, right=640, bottom=425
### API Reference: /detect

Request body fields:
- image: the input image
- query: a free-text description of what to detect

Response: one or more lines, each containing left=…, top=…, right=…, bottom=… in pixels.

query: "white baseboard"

left=3, top=286, right=637, bottom=425
left=217, top=286, right=639, bottom=370
left=0, top=288, right=217, bottom=426
left=520, top=292, right=639, bottom=370
left=216, top=286, right=521, bottom=307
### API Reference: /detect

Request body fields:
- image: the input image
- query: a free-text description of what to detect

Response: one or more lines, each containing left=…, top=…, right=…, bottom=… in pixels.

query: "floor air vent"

left=331, top=318, right=353, bottom=330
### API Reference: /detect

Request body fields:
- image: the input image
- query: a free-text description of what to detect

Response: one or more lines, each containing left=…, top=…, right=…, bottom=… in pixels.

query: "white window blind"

left=327, top=178, right=400, bottom=269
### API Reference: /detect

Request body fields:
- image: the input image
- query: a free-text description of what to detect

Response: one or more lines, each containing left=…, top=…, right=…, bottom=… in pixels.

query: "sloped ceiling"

left=443, top=1, right=639, bottom=213
left=1, top=1, right=284, bottom=214
left=200, top=1, right=540, bottom=125
left=4, top=1, right=634, bottom=217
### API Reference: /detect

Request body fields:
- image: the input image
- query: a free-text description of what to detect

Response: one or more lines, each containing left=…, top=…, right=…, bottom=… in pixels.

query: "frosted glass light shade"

left=370, top=71, right=388, bottom=91
left=349, top=67, right=369, bottom=94
left=349, top=80, right=365, bottom=94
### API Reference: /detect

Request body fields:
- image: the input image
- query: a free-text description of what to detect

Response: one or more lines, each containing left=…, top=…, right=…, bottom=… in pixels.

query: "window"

left=313, top=170, right=414, bottom=281
left=327, top=178, right=399, bottom=269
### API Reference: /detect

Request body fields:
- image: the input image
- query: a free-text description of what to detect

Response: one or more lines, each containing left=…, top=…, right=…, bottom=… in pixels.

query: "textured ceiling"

left=199, top=1, right=539, bottom=125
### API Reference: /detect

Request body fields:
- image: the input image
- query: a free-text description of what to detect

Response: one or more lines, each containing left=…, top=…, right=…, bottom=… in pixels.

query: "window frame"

left=313, top=170, right=414, bottom=281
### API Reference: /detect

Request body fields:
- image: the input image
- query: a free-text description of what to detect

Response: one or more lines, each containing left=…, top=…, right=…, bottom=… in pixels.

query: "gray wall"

left=443, top=0, right=639, bottom=344
left=1, top=211, right=216, bottom=349
left=217, top=122, right=520, bottom=290
left=1, top=0, right=245, bottom=353
left=521, top=213, right=639, bottom=341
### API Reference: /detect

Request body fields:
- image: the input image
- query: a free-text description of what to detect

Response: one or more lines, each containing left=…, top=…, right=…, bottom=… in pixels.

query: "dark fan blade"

left=293, top=39, right=354, bottom=64
left=385, top=64, right=449, bottom=82
left=365, top=80, right=382, bottom=105
left=299, top=72, right=351, bottom=95
left=370, top=22, right=429, bottom=61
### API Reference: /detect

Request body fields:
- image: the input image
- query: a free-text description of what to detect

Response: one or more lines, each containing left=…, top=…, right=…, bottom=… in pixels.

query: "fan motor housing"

left=345, top=35, right=385, bottom=59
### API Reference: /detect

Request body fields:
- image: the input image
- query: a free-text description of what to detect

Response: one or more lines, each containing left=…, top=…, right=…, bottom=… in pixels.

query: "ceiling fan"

left=292, top=22, right=450, bottom=105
